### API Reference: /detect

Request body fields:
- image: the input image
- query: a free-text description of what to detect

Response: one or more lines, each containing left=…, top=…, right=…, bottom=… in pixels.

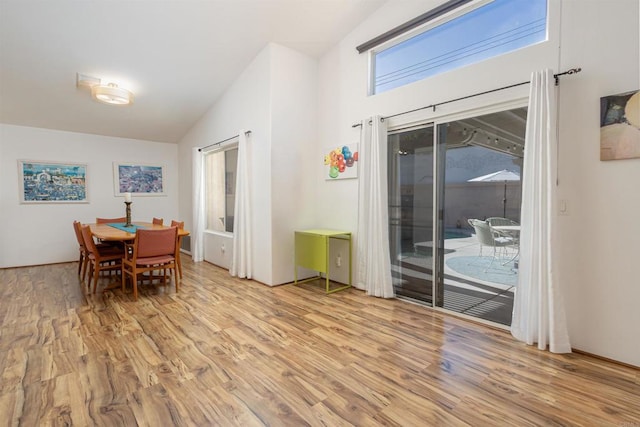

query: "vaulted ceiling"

left=0, top=0, right=386, bottom=143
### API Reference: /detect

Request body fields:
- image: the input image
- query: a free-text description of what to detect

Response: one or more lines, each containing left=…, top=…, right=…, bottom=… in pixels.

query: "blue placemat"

left=107, top=223, right=146, bottom=233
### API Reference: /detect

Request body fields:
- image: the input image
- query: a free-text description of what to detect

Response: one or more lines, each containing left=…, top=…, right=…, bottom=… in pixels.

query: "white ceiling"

left=0, top=0, right=386, bottom=143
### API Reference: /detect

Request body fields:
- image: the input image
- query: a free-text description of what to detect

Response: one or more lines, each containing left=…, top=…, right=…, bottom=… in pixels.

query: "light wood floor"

left=1, top=259, right=638, bottom=426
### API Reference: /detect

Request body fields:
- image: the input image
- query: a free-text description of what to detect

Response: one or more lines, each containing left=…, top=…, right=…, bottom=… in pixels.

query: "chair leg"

left=121, top=266, right=126, bottom=294
left=82, top=257, right=93, bottom=283
left=92, top=265, right=100, bottom=294
left=78, top=253, right=84, bottom=276
left=133, top=269, right=138, bottom=301
left=176, top=253, right=182, bottom=279
left=86, top=264, right=94, bottom=291
left=484, top=247, right=499, bottom=272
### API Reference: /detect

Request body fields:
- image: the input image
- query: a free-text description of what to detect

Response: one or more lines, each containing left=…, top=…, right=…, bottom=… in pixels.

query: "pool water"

left=444, top=229, right=472, bottom=239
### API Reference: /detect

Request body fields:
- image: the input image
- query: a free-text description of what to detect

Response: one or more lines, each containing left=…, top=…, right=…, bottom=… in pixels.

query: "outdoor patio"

left=393, top=235, right=518, bottom=325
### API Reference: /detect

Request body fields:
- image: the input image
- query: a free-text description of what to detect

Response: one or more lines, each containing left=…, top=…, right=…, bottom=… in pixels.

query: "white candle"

left=124, top=192, right=132, bottom=203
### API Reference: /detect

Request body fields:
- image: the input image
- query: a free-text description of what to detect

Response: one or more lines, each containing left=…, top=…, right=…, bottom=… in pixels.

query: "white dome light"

left=91, top=83, right=133, bottom=105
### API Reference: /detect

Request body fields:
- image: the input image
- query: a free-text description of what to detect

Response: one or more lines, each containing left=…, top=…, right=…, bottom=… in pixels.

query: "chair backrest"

left=96, top=217, right=126, bottom=224
left=73, top=221, right=86, bottom=249
left=468, top=219, right=497, bottom=246
left=134, top=227, right=177, bottom=258
left=152, top=217, right=163, bottom=225
left=170, top=220, right=184, bottom=230
left=486, top=217, right=519, bottom=227
left=80, top=224, right=99, bottom=256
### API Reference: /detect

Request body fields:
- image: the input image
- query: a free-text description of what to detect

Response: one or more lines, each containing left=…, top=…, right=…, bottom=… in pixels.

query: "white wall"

left=0, top=124, right=179, bottom=268
left=556, top=0, right=640, bottom=366
left=269, top=44, right=318, bottom=285
left=178, top=45, right=273, bottom=281
left=178, top=43, right=319, bottom=286
left=316, top=0, right=640, bottom=366
left=317, top=0, right=561, bottom=286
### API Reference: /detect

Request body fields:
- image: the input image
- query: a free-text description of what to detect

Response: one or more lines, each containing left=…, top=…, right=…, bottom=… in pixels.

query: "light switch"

left=559, top=199, right=569, bottom=215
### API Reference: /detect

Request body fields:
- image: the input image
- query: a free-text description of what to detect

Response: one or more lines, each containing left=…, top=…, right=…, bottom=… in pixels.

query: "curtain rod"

left=351, top=68, right=582, bottom=128
left=198, top=130, right=252, bottom=152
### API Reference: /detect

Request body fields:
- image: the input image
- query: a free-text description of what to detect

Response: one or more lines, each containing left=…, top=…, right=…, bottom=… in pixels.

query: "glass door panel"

left=388, top=125, right=435, bottom=304
left=434, top=108, right=526, bottom=325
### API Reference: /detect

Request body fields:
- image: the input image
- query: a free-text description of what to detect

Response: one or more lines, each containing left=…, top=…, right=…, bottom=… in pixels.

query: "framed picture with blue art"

left=113, top=162, right=166, bottom=196
left=18, top=160, right=88, bottom=203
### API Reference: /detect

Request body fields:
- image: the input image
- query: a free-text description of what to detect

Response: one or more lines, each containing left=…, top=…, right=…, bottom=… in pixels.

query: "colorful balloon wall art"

left=324, top=143, right=358, bottom=180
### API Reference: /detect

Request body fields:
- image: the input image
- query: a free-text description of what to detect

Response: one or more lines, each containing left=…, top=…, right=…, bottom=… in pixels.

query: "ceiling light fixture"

left=91, top=83, right=134, bottom=106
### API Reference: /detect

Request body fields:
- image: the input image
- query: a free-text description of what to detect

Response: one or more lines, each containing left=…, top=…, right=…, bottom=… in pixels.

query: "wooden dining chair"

left=72, top=220, right=89, bottom=279
left=121, top=227, right=179, bottom=301
left=171, top=220, right=185, bottom=279
left=73, top=220, right=114, bottom=284
left=96, top=217, right=126, bottom=223
left=81, top=225, right=125, bottom=294
left=152, top=217, right=163, bottom=225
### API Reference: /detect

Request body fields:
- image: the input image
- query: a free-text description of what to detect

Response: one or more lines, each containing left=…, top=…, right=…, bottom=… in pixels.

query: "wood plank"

left=0, top=260, right=638, bottom=426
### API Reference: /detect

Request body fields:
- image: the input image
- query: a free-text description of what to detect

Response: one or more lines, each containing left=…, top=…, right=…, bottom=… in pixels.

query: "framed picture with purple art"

left=113, top=162, right=166, bottom=196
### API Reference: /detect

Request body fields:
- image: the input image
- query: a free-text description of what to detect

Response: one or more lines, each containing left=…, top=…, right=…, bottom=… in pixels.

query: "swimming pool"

left=444, top=228, right=472, bottom=239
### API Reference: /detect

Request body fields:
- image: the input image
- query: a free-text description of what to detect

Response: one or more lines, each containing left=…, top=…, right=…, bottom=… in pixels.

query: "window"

left=371, top=0, right=547, bottom=94
left=204, top=146, right=238, bottom=233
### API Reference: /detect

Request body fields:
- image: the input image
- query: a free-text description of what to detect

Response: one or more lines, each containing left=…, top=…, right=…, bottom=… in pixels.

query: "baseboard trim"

left=571, top=348, right=639, bottom=370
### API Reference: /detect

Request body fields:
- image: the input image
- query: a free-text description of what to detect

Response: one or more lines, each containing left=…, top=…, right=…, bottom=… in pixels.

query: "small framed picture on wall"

left=324, top=144, right=359, bottom=180
left=600, top=89, right=640, bottom=161
left=113, top=162, right=166, bottom=196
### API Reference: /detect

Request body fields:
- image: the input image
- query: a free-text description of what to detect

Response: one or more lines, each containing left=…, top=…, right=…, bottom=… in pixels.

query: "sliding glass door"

left=388, top=125, right=435, bottom=303
left=389, top=108, right=526, bottom=326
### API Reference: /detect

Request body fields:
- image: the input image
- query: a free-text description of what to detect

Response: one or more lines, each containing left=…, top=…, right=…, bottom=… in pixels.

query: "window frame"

left=368, top=0, right=548, bottom=95
left=202, top=141, right=239, bottom=236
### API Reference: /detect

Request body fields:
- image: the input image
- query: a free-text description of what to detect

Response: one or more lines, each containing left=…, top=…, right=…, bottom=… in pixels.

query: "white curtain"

left=511, top=69, right=571, bottom=353
left=356, top=116, right=394, bottom=298
left=191, top=147, right=205, bottom=262
left=230, top=130, right=252, bottom=278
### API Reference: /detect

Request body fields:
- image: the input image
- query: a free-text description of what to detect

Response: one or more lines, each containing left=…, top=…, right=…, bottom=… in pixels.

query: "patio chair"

left=486, top=217, right=519, bottom=227
left=467, top=219, right=516, bottom=271
left=486, top=217, right=521, bottom=259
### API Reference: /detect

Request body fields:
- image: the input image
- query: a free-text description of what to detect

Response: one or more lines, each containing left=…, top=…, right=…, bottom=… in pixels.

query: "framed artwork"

left=113, top=163, right=166, bottom=196
left=18, top=160, right=88, bottom=203
left=600, top=89, right=640, bottom=161
left=324, top=143, right=359, bottom=180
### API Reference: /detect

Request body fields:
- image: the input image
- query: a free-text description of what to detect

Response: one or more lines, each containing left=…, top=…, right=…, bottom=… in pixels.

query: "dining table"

left=89, top=221, right=189, bottom=242
left=88, top=221, right=190, bottom=292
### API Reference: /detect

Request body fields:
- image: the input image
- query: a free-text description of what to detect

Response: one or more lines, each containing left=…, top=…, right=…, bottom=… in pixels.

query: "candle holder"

left=124, top=201, right=132, bottom=227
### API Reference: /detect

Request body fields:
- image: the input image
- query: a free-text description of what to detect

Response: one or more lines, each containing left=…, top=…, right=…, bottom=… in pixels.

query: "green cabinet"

left=294, top=229, right=352, bottom=293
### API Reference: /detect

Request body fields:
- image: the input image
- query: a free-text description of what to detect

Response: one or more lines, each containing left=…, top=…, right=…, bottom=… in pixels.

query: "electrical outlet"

left=336, top=255, right=342, bottom=267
